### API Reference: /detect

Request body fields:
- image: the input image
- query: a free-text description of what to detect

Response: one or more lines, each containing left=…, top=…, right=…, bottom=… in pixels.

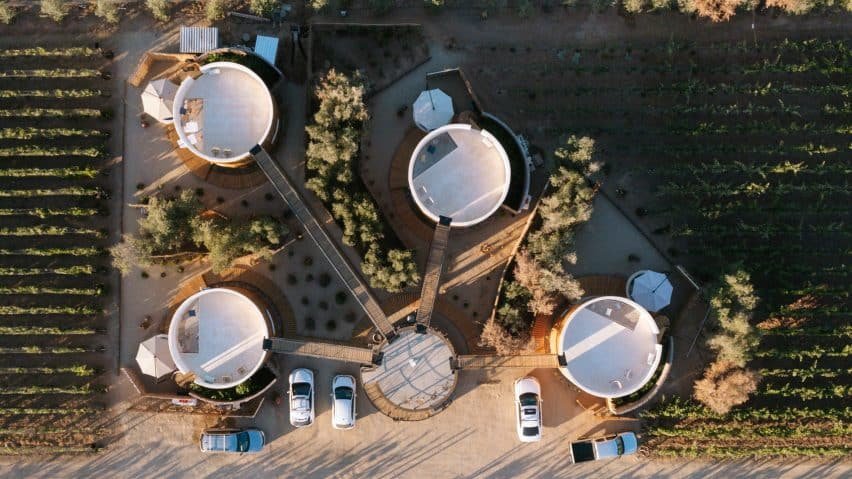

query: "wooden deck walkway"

left=263, top=338, right=376, bottom=365
left=414, top=217, right=451, bottom=328
left=453, top=354, right=561, bottom=369
left=251, top=145, right=396, bottom=339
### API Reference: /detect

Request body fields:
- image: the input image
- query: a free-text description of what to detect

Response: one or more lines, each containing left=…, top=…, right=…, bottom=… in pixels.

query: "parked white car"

left=331, top=375, right=357, bottom=430
left=200, top=428, right=265, bottom=453
left=289, top=368, right=315, bottom=427
left=513, top=376, right=542, bottom=442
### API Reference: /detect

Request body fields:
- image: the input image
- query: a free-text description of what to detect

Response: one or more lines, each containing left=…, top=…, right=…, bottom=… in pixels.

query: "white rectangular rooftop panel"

left=254, top=35, right=280, bottom=67
left=180, top=26, right=219, bottom=54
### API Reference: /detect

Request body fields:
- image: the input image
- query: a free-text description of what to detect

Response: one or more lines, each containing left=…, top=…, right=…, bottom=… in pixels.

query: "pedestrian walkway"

left=250, top=145, right=397, bottom=339
left=263, top=338, right=376, bottom=365
left=452, top=354, right=561, bottom=370
left=414, top=217, right=452, bottom=328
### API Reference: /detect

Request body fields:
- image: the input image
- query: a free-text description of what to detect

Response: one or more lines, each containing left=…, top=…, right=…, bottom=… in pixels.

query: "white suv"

left=289, top=368, right=315, bottom=427
left=514, top=377, right=542, bottom=442
left=331, top=375, right=357, bottom=430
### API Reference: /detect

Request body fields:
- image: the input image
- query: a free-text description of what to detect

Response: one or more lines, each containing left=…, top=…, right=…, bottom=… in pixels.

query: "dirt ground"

left=0, top=2, right=850, bottom=477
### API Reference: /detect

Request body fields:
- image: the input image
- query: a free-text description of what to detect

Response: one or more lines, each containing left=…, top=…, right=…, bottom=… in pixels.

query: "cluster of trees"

left=305, top=69, right=419, bottom=293
left=484, top=136, right=596, bottom=351
left=110, top=190, right=288, bottom=275
left=694, top=270, right=762, bottom=413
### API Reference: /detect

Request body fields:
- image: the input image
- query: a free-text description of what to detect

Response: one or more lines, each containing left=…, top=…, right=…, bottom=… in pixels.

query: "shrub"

left=325, top=320, right=337, bottom=331
left=94, top=0, right=120, bottom=23
left=691, top=0, right=744, bottom=21
left=308, top=0, right=328, bottom=9
left=335, top=291, right=348, bottom=305
left=368, top=0, right=394, bottom=14
left=145, top=0, right=170, bottom=21
left=479, top=318, right=533, bottom=356
left=205, top=0, right=229, bottom=21
left=765, top=0, right=816, bottom=13
left=318, top=273, right=331, bottom=287
left=0, top=1, right=16, bottom=24
left=41, top=0, right=68, bottom=22
left=624, top=0, right=647, bottom=11
left=694, top=360, right=760, bottom=414
left=249, top=0, right=277, bottom=16
left=362, top=247, right=419, bottom=293
left=705, top=269, right=760, bottom=367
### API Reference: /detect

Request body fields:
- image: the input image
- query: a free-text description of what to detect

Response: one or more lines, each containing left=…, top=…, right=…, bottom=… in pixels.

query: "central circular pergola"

left=362, top=326, right=457, bottom=418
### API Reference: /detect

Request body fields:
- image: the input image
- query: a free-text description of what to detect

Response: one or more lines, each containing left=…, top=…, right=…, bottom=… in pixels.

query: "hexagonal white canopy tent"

left=141, top=79, right=177, bottom=123
left=413, top=89, right=453, bottom=132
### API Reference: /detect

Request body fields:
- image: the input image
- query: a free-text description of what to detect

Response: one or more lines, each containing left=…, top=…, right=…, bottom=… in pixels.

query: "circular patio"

left=361, top=326, right=457, bottom=420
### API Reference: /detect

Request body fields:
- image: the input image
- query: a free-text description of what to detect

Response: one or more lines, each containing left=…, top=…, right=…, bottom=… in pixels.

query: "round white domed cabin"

left=554, top=296, right=662, bottom=399
left=172, top=62, right=279, bottom=167
left=168, top=288, right=271, bottom=389
left=408, top=123, right=511, bottom=228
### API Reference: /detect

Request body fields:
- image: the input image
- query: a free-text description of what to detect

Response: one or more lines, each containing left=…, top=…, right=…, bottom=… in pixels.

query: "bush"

left=318, top=273, right=331, bottom=287
left=362, top=247, right=419, bottom=293
left=691, top=0, right=744, bottom=21
left=145, top=0, right=170, bottom=21
left=94, top=0, right=120, bottom=24
left=308, top=0, right=329, bottom=10
left=41, top=0, right=68, bottom=22
left=694, top=361, right=760, bottom=414
left=624, top=0, right=647, bottom=11
left=205, top=0, right=229, bottom=21
left=249, top=0, right=277, bottom=16
left=335, top=291, right=348, bottom=305
left=0, top=1, right=16, bottom=24
left=765, top=0, right=816, bottom=13
left=479, top=318, right=533, bottom=355
left=705, top=269, right=760, bottom=367
left=368, top=0, right=394, bottom=14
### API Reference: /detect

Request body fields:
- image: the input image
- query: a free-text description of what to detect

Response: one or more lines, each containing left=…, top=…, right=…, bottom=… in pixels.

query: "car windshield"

left=236, top=432, right=250, bottom=452
left=616, top=436, right=625, bottom=455
left=519, top=393, right=538, bottom=406
left=522, top=426, right=539, bottom=437
left=335, top=386, right=353, bottom=400
left=292, top=383, right=311, bottom=396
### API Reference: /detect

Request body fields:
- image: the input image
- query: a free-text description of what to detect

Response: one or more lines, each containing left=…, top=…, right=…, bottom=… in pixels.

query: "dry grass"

left=694, top=360, right=761, bottom=414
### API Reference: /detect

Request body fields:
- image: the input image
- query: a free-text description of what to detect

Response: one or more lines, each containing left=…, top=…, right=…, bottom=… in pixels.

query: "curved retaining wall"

left=607, top=335, right=675, bottom=415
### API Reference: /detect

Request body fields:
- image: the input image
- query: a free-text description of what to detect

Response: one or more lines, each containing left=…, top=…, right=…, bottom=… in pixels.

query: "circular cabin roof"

left=167, top=288, right=269, bottom=389
left=172, top=62, right=275, bottom=164
left=557, top=296, right=662, bottom=399
left=408, top=123, right=511, bottom=227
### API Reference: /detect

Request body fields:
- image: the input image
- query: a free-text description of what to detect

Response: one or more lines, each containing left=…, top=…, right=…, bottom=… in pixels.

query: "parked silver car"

left=200, top=428, right=265, bottom=453
left=331, top=375, right=357, bottom=430
left=289, top=368, right=315, bottom=427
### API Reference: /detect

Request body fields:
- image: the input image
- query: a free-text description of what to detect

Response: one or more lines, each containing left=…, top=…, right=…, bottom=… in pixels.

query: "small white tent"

left=136, top=334, right=176, bottom=379
left=141, top=79, right=177, bottom=123
left=413, top=89, right=453, bottom=132
left=627, top=270, right=673, bottom=312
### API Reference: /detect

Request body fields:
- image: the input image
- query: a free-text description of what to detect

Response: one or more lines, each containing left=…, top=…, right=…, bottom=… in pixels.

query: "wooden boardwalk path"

left=453, top=354, right=561, bottom=370
left=263, top=338, right=376, bottom=365
left=251, top=145, right=396, bottom=339
left=414, top=217, right=451, bottom=328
